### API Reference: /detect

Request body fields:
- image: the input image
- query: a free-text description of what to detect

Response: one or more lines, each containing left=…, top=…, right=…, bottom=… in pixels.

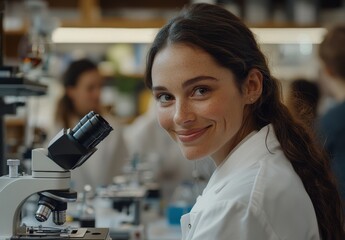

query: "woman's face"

left=67, top=69, right=104, bottom=116
left=151, top=43, right=251, bottom=164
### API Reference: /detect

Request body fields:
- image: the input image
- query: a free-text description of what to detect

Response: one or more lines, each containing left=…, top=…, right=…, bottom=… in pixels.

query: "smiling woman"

left=151, top=44, right=259, bottom=164
left=145, top=3, right=344, bottom=240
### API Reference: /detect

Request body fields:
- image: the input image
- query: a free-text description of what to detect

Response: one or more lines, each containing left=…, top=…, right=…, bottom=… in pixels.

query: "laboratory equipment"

left=0, top=111, right=113, bottom=240
left=166, top=182, right=194, bottom=225
left=96, top=181, right=147, bottom=240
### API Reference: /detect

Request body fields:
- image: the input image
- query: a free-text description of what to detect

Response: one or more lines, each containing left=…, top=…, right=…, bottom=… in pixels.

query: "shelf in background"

left=61, top=17, right=167, bottom=28
left=0, top=77, right=48, bottom=96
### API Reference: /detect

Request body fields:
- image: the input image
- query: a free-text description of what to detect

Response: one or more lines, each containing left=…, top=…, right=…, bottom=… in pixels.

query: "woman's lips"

left=176, top=127, right=210, bottom=143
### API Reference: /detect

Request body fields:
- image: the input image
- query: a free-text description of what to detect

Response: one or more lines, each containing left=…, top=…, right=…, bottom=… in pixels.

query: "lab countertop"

left=21, top=197, right=182, bottom=240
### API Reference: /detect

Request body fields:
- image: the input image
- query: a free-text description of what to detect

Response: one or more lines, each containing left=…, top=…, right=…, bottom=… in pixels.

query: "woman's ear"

left=243, top=69, right=263, bottom=104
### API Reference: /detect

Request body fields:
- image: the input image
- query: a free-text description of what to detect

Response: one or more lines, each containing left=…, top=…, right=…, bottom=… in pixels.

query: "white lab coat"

left=181, top=124, right=320, bottom=240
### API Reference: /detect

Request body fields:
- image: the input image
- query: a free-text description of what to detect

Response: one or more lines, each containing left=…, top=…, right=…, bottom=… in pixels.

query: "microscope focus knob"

left=7, top=159, right=20, bottom=178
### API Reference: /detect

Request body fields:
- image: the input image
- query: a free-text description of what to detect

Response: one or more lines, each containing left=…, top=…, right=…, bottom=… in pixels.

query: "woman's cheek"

left=157, top=108, right=173, bottom=132
left=199, top=101, right=223, bottom=119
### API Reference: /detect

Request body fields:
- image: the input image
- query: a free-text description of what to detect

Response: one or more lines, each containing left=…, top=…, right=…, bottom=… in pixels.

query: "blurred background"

left=2, top=0, right=344, bottom=159
left=0, top=1, right=345, bottom=239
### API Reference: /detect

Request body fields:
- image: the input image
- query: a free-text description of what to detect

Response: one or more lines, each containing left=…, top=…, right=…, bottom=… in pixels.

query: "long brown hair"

left=287, top=78, right=320, bottom=128
left=145, top=3, right=344, bottom=239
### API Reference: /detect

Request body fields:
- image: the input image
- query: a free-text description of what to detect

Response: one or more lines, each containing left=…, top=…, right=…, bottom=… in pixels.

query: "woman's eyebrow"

left=182, top=76, right=217, bottom=89
left=152, top=76, right=217, bottom=92
left=152, top=86, right=167, bottom=92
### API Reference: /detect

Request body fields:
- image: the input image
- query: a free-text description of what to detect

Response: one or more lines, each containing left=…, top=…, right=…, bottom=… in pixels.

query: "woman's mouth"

left=176, top=127, right=210, bottom=143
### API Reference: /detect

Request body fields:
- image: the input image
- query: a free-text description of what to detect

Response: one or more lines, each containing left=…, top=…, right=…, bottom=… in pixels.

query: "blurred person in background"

left=286, top=78, right=321, bottom=129
left=50, top=58, right=129, bottom=192
left=318, top=24, right=345, bottom=201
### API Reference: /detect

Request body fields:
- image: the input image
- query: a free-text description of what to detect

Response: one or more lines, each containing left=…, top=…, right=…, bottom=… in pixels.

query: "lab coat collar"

left=204, top=124, right=280, bottom=194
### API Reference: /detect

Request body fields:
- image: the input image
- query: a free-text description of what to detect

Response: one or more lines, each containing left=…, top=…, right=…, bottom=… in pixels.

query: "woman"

left=53, top=58, right=129, bottom=192
left=55, top=58, right=105, bottom=128
left=145, top=3, right=344, bottom=240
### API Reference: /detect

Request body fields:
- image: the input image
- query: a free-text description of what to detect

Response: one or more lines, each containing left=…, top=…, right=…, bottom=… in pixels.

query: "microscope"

left=0, top=111, right=113, bottom=240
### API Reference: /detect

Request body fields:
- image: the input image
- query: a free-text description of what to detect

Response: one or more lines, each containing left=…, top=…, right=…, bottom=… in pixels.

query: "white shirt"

left=181, top=124, right=320, bottom=240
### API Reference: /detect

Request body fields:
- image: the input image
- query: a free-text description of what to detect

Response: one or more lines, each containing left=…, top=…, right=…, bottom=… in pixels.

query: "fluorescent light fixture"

left=251, top=28, right=327, bottom=44
left=52, top=28, right=159, bottom=43
left=52, top=27, right=327, bottom=44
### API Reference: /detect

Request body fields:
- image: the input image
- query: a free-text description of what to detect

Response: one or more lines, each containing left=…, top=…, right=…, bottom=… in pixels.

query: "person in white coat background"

left=49, top=58, right=129, bottom=192
left=144, top=3, right=344, bottom=240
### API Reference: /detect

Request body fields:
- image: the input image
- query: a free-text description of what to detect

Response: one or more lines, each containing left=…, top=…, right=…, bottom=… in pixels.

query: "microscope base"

left=11, top=228, right=111, bottom=240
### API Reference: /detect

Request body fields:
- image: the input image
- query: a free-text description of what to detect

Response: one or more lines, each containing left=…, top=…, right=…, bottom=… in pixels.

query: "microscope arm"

left=0, top=177, right=70, bottom=238
left=0, top=111, right=113, bottom=239
left=0, top=148, right=70, bottom=239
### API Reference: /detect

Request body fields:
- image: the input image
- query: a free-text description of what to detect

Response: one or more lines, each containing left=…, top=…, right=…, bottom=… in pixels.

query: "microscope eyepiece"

left=72, top=112, right=113, bottom=149
left=47, top=111, right=113, bottom=170
left=71, top=111, right=96, bottom=133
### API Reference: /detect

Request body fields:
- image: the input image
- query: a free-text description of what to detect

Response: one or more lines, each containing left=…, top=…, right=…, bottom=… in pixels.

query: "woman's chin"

left=180, top=147, right=209, bottom=161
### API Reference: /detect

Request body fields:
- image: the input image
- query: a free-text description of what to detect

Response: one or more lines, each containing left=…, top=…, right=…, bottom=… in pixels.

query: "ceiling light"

left=52, top=27, right=327, bottom=44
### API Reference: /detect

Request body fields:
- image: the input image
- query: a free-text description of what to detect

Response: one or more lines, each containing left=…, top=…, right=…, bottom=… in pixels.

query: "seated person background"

left=48, top=58, right=129, bottom=192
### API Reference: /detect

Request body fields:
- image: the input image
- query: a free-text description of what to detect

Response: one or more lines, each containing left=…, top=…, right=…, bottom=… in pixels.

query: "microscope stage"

left=11, top=228, right=110, bottom=240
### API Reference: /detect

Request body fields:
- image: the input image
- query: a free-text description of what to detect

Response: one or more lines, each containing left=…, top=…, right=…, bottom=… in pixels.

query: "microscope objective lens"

left=53, top=210, right=66, bottom=225
left=35, top=205, right=52, bottom=222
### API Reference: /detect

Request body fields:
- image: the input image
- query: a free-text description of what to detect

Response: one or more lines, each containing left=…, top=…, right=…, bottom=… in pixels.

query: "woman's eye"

left=194, top=87, right=209, bottom=96
left=157, top=93, right=174, bottom=103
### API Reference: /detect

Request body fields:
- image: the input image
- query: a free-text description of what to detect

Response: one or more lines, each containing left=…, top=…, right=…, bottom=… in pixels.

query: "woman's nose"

left=173, top=100, right=196, bottom=125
